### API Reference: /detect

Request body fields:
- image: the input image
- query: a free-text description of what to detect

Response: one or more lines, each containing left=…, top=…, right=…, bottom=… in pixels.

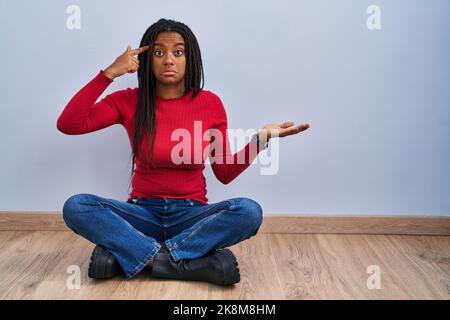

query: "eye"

left=154, top=49, right=184, bottom=57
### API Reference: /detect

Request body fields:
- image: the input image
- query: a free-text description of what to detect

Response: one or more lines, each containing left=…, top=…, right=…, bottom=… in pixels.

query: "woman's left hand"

left=259, top=121, right=310, bottom=141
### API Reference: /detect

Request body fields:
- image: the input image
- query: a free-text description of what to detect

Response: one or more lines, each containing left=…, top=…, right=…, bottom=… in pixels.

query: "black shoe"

left=88, top=245, right=124, bottom=279
left=150, top=246, right=240, bottom=286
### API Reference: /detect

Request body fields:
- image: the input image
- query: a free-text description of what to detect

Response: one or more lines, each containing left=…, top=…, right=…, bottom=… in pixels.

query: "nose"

left=163, top=53, right=175, bottom=66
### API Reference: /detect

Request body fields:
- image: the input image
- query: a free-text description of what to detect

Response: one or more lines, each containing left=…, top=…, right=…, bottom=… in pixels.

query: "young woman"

left=57, top=18, right=310, bottom=286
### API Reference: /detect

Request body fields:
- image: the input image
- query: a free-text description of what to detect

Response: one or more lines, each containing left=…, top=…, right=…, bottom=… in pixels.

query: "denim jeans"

left=62, top=194, right=263, bottom=278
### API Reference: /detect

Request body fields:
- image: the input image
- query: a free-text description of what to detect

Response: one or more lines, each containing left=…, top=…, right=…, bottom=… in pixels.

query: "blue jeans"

left=62, top=194, right=263, bottom=278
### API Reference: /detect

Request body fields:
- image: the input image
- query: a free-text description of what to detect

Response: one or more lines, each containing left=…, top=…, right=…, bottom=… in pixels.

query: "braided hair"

left=127, top=18, right=205, bottom=192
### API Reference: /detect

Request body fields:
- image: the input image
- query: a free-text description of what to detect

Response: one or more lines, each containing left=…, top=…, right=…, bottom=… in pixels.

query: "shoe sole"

left=214, top=249, right=240, bottom=285
left=88, top=246, right=122, bottom=279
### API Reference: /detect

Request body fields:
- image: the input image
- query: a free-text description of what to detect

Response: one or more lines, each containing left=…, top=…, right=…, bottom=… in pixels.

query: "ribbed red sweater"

left=57, top=70, right=268, bottom=204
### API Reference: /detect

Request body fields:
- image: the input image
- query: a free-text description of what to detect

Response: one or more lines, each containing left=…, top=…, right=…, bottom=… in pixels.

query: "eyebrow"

left=154, top=42, right=185, bottom=47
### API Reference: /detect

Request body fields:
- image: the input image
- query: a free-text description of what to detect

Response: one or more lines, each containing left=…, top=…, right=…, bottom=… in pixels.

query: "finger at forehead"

left=130, top=47, right=148, bottom=55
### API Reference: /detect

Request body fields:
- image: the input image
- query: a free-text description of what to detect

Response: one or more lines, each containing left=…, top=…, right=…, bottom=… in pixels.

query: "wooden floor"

left=0, top=231, right=449, bottom=299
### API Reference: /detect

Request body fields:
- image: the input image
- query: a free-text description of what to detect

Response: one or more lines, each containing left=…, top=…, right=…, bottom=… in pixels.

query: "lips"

left=162, top=70, right=176, bottom=75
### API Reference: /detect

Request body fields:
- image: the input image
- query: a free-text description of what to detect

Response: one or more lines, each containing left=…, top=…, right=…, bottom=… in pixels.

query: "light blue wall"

left=1, top=0, right=448, bottom=215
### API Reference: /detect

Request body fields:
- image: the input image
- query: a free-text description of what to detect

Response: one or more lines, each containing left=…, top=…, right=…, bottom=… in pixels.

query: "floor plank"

left=0, top=231, right=448, bottom=299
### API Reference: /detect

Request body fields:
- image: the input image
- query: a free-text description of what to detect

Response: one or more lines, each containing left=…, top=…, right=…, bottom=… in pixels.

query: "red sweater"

left=57, top=69, right=268, bottom=204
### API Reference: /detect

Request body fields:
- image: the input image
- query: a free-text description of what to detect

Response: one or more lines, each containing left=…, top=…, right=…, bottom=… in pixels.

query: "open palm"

left=260, top=121, right=310, bottom=140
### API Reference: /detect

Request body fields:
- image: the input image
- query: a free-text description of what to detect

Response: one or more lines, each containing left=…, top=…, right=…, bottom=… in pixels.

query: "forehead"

left=154, top=32, right=185, bottom=47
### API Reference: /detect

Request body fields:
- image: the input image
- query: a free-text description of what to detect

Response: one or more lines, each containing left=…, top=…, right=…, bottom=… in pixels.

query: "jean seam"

left=163, top=209, right=208, bottom=229
left=172, top=209, right=227, bottom=253
left=162, top=215, right=168, bottom=240
left=126, top=242, right=161, bottom=278
left=98, top=201, right=159, bottom=227
left=165, top=239, right=180, bottom=261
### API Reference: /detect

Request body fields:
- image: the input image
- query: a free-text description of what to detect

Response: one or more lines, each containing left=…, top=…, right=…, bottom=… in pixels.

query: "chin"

left=159, top=77, right=182, bottom=85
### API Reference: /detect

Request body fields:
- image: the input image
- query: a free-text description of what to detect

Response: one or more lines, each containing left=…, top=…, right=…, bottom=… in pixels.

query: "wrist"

left=253, top=131, right=269, bottom=149
left=258, top=130, right=269, bottom=143
left=102, top=68, right=117, bottom=80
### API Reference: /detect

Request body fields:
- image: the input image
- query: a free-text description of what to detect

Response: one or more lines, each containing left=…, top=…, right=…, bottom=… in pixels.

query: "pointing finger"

left=130, top=45, right=150, bottom=55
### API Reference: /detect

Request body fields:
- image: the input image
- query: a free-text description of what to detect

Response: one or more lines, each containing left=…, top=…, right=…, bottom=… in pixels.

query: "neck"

left=155, top=81, right=186, bottom=99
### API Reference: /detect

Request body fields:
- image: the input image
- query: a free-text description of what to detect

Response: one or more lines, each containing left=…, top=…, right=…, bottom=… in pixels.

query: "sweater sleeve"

left=56, top=69, right=125, bottom=135
left=208, top=93, right=268, bottom=184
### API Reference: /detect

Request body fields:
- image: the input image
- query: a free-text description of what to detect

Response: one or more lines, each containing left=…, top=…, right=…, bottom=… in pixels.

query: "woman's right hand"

left=103, top=45, right=149, bottom=80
